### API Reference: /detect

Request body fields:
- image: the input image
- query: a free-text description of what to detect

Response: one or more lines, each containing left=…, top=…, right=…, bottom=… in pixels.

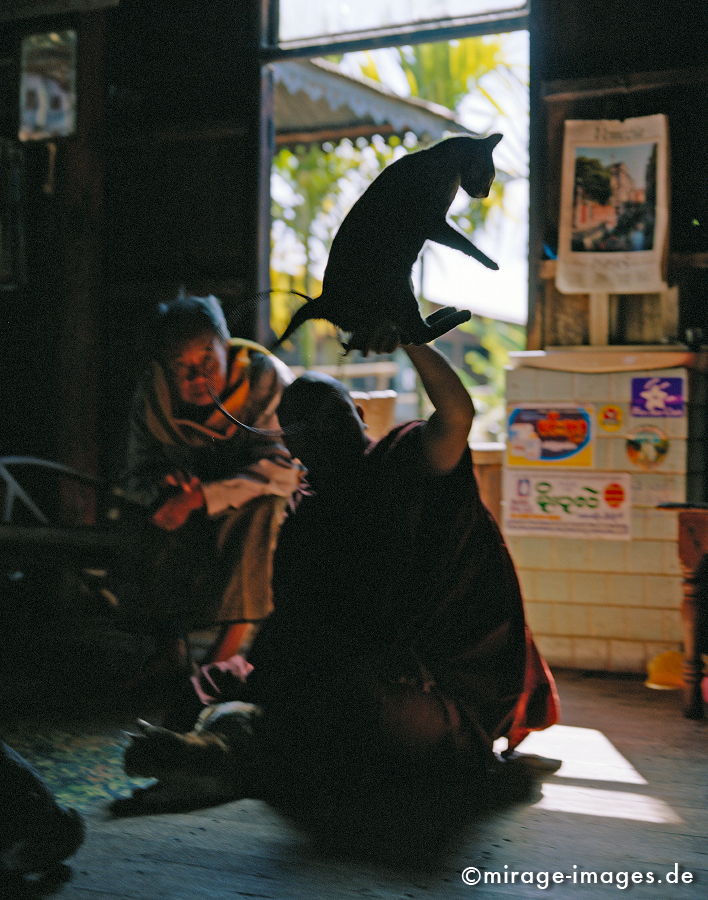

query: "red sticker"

left=604, top=482, right=626, bottom=508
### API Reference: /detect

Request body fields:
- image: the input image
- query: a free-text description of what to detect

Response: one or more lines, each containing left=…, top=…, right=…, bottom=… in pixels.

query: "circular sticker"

left=599, top=404, right=623, bottom=432
left=626, top=426, right=669, bottom=470
left=603, top=482, right=626, bottom=508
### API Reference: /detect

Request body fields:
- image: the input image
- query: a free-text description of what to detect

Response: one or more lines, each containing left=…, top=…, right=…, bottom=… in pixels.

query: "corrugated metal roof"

left=274, top=58, right=472, bottom=145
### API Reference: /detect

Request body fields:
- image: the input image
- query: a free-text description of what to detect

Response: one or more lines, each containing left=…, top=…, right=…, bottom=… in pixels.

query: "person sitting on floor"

left=242, top=337, right=559, bottom=762
left=119, top=335, right=559, bottom=832
left=114, top=291, right=302, bottom=681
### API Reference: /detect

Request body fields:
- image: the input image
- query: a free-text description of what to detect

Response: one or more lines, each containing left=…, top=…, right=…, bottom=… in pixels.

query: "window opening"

left=270, top=2, right=528, bottom=53
left=267, top=7, right=528, bottom=442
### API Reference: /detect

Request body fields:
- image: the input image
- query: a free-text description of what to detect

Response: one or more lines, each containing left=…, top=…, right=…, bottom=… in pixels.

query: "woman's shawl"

left=144, top=338, right=283, bottom=448
left=121, top=338, right=294, bottom=624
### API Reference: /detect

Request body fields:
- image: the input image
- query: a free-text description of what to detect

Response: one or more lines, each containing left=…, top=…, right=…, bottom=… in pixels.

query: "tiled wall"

left=504, top=364, right=697, bottom=674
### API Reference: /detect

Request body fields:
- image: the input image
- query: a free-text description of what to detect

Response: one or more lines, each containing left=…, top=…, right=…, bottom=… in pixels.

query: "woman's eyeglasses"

left=170, top=354, right=221, bottom=382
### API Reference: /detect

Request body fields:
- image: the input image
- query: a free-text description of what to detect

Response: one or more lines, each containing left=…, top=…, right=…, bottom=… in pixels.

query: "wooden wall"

left=100, top=0, right=271, bottom=479
left=0, top=1, right=269, bottom=506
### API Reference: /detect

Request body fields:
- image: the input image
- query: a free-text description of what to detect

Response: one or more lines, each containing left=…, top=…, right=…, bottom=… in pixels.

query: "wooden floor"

left=14, top=671, right=708, bottom=899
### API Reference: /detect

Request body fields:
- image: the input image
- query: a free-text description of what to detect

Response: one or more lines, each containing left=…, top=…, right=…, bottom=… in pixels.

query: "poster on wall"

left=503, top=470, right=631, bottom=540
left=18, top=31, right=77, bottom=141
left=506, top=404, right=594, bottom=468
left=556, top=113, right=669, bottom=294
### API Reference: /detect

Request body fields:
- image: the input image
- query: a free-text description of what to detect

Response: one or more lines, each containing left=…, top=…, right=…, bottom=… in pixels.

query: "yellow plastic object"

left=645, top=650, right=684, bottom=690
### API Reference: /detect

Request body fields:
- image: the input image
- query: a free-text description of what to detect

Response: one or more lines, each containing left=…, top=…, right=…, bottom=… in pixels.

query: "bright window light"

left=279, top=1, right=528, bottom=43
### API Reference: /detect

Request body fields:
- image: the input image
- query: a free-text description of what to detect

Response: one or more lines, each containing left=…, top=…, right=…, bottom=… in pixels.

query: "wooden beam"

left=588, top=293, right=610, bottom=346
left=276, top=123, right=395, bottom=145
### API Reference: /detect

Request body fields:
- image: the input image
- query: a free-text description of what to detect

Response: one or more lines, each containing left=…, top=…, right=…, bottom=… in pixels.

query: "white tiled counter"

left=503, top=347, right=708, bottom=673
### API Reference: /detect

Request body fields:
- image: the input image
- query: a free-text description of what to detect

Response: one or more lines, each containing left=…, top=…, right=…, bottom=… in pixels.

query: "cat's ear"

left=486, top=133, right=503, bottom=148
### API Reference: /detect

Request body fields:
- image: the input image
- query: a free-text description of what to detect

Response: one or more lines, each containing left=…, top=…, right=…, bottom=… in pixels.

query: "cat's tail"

left=226, top=288, right=316, bottom=338
left=225, top=287, right=327, bottom=351
left=270, top=292, right=325, bottom=350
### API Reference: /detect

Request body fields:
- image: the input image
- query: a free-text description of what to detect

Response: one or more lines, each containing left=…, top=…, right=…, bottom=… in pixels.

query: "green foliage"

left=399, top=37, right=505, bottom=110
left=575, top=156, right=612, bottom=205
left=458, top=316, right=525, bottom=441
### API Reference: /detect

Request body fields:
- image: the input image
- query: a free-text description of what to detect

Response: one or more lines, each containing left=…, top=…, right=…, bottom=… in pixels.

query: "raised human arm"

left=404, top=342, right=474, bottom=474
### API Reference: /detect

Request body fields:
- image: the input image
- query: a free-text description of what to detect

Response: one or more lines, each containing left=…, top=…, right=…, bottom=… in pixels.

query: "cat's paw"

left=422, top=308, right=471, bottom=341
left=343, top=322, right=406, bottom=356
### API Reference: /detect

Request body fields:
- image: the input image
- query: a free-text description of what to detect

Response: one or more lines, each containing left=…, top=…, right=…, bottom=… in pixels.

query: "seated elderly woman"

left=115, top=292, right=302, bottom=680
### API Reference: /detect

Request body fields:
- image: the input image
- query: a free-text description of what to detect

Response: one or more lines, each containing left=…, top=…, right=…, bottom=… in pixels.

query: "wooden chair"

left=0, top=456, right=135, bottom=586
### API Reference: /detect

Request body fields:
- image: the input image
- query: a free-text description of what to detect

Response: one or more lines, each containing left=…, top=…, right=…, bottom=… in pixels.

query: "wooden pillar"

left=55, top=12, right=107, bottom=521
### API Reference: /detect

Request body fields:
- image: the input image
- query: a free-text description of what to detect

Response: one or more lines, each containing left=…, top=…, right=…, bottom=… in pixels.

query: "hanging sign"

left=506, top=404, right=594, bottom=468
left=0, top=1, right=118, bottom=21
left=503, top=470, right=631, bottom=540
left=630, top=376, right=684, bottom=417
left=19, top=30, right=77, bottom=140
left=556, top=113, right=669, bottom=294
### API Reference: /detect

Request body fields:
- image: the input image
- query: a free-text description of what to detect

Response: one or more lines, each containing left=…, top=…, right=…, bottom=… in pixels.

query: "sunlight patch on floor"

left=498, top=723, right=683, bottom=824
left=533, top=783, right=683, bottom=824
left=513, top=724, right=648, bottom=784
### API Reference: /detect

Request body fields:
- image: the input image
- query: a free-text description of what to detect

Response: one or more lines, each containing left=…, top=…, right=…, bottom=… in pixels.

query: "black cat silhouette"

left=272, top=133, right=502, bottom=354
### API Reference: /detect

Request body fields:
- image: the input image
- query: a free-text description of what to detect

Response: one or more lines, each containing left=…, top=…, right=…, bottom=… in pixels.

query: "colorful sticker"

left=503, top=470, right=631, bottom=540
left=598, top=404, right=623, bottom=432
left=506, top=405, right=594, bottom=468
left=626, top=426, right=669, bottom=469
left=631, top=376, right=684, bottom=417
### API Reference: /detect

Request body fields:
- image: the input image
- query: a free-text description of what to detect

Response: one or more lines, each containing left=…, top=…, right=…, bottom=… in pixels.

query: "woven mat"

left=3, top=720, right=152, bottom=814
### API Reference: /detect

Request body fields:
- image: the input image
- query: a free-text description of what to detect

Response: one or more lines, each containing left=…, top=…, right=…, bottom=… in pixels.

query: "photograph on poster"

left=556, top=113, right=669, bottom=294
left=571, top=142, right=656, bottom=253
left=18, top=30, right=77, bottom=141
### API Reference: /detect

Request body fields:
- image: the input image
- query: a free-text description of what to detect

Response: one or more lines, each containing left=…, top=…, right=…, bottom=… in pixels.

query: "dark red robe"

left=247, top=421, right=558, bottom=754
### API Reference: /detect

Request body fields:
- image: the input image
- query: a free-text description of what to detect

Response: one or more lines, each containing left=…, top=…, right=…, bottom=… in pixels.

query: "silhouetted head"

left=442, top=133, right=502, bottom=199
left=277, top=373, right=368, bottom=483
